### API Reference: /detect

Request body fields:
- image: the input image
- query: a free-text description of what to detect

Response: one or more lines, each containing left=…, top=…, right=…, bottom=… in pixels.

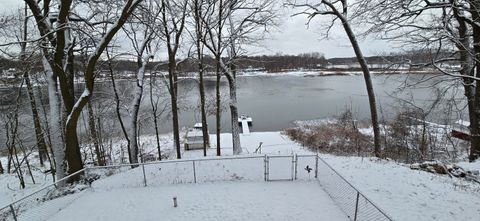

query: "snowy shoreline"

left=0, top=69, right=442, bottom=89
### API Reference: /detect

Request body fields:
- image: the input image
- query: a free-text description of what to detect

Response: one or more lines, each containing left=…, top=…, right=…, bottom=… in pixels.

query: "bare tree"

left=289, top=0, right=382, bottom=157
left=360, top=0, right=480, bottom=161
left=87, top=100, right=105, bottom=166
left=123, top=1, right=160, bottom=164
left=19, top=4, right=49, bottom=167
left=24, top=0, right=143, bottom=181
left=201, top=0, right=277, bottom=155
left=148, top=70, right=170, bottom=160
left=159, top=0, right=188, bottom=159
left=192, top=0, right=210, bottom=156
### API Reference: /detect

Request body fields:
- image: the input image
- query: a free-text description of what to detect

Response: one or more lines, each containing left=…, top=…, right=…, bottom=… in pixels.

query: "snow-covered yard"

left=2, top=131, right=480, bottom=221
left=47, top=181, right=348, bottom=221
left=321, top=155, right=480, bottom=221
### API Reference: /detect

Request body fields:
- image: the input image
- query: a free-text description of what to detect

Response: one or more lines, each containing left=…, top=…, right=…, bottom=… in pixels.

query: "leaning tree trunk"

left=24, top=69, right=48, bottom=166
left=106, top=50, right=131, bottom=162
left=341, top=19, right=381, bottom=157
left=20, top=3, right=48, bottom=166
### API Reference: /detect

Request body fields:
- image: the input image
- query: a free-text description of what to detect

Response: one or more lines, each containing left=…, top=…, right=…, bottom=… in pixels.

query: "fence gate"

left=266, top=155, right=294, bottom=181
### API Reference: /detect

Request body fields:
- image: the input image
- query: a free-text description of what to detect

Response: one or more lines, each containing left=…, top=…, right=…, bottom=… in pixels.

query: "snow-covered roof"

left=186, top=128, right=203, bottom=138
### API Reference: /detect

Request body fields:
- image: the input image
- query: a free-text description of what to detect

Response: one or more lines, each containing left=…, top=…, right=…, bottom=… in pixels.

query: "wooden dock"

left=238, top=115, right=253, bottom=134
left=241, top=119, right=250, bottom=134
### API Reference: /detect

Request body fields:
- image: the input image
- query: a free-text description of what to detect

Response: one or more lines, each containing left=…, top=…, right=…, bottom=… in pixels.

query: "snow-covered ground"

left=0, top=157, right=55, bottom=209
left=183, top=132, right=480, bottom=221
left=48, top=181, right=348, bottom=221
left=2, top=131, right=480, bottom=221
left=321, top=155, right=480, bottom=221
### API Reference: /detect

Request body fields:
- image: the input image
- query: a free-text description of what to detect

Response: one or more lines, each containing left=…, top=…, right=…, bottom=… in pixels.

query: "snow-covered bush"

left=285, top=110, right=373, bottom=156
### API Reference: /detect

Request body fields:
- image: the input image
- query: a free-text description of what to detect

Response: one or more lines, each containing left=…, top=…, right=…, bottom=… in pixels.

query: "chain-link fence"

left=316, top=156, right=393, bottom=221
left=0, top=169, right=88, bottom=221
left=1, top=154, right=393, bottom=221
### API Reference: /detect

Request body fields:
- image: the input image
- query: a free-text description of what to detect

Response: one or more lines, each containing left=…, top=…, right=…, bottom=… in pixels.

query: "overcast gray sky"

left=0, top=0, right=393, bottom=58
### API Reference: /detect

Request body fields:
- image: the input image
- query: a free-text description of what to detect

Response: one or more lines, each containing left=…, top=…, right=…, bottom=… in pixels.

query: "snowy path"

left=47, top=181, right=349, bottom=221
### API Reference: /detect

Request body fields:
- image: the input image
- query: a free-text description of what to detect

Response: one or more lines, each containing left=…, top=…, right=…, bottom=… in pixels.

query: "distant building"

left=1, top=68, right=21, bottom=79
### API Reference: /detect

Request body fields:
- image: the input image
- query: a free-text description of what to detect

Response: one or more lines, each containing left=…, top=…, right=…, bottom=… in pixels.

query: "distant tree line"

left=0, top=50, right=454, bottom=77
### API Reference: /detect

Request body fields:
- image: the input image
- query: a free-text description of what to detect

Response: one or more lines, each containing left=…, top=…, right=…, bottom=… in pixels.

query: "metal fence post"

left=9, top=204, right=17, bottom=221
left=141, top=164, right=147, bottom=187
left=354, top=191, right=360, bottom=221
left=294, top=154, right=298, bottom=180
left=193, top=160, right=197, bottom=183
left=264, top=155, right=268, bottom=181
left=315, top=155, right=319, bottom=179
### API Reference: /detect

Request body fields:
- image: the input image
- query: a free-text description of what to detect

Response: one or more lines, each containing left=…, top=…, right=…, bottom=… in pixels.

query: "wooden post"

left=315, top=155, right=319, bottom=179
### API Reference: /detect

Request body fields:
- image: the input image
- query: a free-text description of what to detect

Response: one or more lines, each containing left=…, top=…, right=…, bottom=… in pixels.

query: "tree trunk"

left=129, top=58, right=147, bottom=164
left=194, top=0, right=209, bottom=156
left=216, top=0, right=223, bottom=156
left=341, top=19, right=381, bottom=157
left=199, top=61, right=209, bottom=156
left=64, top=119, right=84, bottom=181
left=149, top=74, right=162, bottom=160
left=469, top=1, right=480, bottom=162
left=107, top=50, right=131, bottom=162
left=87, top=100, right=104, bottom=166
left=20, top=3, right=47, bottom=167
left=227, top=76, right=242, bottom=155
left=43, top=56, right=65, bottom=181
left=34, top=73, right=56, bottom=176
left=24, top=69, right=48, bottom=166
left=216, top=60, right=222, bottom=156
left=168, top=56, right=181, bottom=159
